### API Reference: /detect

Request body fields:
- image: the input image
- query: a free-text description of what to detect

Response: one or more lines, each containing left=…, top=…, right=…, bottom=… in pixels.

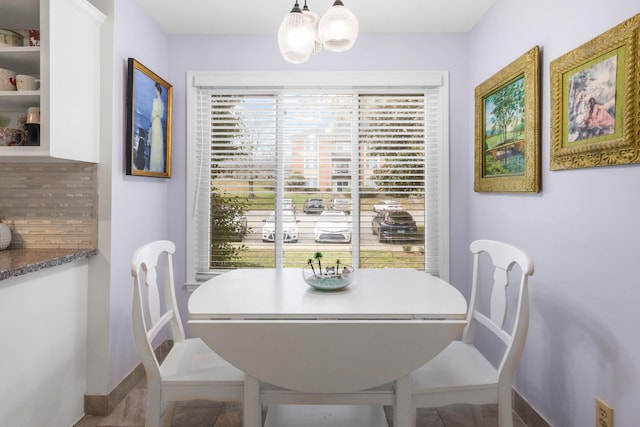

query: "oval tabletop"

left=188, top=268, right=467, bottom=393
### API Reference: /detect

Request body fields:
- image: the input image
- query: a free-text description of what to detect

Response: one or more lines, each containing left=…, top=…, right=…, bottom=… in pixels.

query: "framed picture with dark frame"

left=125, top=58, right=173, bottom=178
left=550, top=13, right=639, bottom=171
left=474, top=46, right=541, bottom=193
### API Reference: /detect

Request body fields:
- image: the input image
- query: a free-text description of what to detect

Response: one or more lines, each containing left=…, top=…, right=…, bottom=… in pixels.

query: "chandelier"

left=278, top=0, right=359, bottom=64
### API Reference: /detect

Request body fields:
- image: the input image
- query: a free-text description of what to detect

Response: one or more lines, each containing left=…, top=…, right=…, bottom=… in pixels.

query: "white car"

left=282, top=198, right=296, bottom=212
left=314, top=212, right=351, bottom=243
left=373, top=200, right=403, bottom=212
left=262, top=211, right=299, bottom=242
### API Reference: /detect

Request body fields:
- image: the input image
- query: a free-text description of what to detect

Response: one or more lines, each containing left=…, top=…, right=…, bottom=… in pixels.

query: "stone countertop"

left=0, top=248, right=97, bottom=280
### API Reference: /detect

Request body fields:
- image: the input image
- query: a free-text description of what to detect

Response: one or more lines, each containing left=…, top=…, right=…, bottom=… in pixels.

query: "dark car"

left=303, top=198, right=325, bottom=214
left=371, top=210, right=418, bottom=242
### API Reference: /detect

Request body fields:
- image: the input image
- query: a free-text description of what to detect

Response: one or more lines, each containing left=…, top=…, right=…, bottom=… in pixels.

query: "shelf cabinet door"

left=44, top=0, right=105, bottom=162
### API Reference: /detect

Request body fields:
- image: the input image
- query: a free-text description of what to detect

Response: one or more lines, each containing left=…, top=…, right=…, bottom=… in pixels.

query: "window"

left=187, top=72, right=449, bottom=285
left=304, top=140, right=317, bottom=151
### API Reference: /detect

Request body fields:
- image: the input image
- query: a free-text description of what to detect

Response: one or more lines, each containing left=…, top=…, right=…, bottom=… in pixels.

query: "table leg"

left=394, top=375, right=411, bottom=427
left=243, top=374, right=261, bottom=427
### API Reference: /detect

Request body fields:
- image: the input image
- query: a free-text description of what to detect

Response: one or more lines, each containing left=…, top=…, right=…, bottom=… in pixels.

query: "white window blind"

left=187, top=72, right=449, bottom=285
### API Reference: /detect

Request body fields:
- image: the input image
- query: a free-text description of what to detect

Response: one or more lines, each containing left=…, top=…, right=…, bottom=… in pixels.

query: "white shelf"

left=0, top=46, right=40, bottom=71
left=0, top=145, right=48, bottom=158
left=0, top=91, right=40, bottom=110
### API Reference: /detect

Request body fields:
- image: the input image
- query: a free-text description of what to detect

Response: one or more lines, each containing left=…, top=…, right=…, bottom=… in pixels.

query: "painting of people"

left=550, top=14, right=639, bottom=170
left=567, top=55, right=617, bottom=143
left=125, top=58, right=173, bottom=178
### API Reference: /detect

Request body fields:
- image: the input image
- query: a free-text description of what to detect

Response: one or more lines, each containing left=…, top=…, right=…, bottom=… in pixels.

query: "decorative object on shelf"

left=0, top=223, right=11, bottom=250
left=0, top=127, right=25, bottom=146
left=25, top=106, right=39, bottom=124
left=24, top=123, right=39, bottom=146
left=0, top=68, right=17, bottom=91
left=550, top=13, right=640, bottom=170
left=0, top=28, right=23, bottom=47
left=278, top=0, right=358, bottom=64
left=302, top=252, right=355, bottom=290
left=474, top=46, right=541, bottom=193
left=16, top=74, right=39, bottom=91
left=28, top=29, right=40, bottom=47
left=23, top=106, right=40, bottom=146
left=125, top=58, right=173, bottom=178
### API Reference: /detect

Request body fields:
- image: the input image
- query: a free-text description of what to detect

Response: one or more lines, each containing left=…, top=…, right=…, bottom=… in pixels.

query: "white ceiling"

left=135, top=0, right=497, bottom=34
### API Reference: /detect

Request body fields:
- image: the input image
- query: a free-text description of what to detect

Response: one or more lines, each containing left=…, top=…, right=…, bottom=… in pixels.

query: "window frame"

left=186, top=71, right=450, bottom=289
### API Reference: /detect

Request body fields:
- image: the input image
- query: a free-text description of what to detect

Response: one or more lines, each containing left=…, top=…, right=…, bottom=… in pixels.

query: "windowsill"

left=0, top=248, right=97, bottom=280
left=185, top=269, right=233, bottom=293
left=185, top=282, right=201, bottom=293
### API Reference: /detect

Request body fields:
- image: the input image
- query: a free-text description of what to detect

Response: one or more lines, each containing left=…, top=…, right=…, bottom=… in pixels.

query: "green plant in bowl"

left=304, top=253, right=354, bottom=290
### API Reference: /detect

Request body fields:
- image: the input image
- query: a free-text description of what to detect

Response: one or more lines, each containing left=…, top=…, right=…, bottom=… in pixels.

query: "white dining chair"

left=131, top=240, right=243, bottom=427
left=410, top=239, right=534, bottom=427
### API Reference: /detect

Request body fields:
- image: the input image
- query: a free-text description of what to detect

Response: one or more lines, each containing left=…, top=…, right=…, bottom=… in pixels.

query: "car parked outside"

left=327, top=197, right=351, bottom=215
left=314, top=212, right=351, bottom=243
left=371, top=210, right=418, bottom=242
left=283, top=198, right=296, bottom=212
left=302, top=198, right=325, bottom=214
left=372, top=200, right=403, bottom=212
left=262, top=211, right=299, bottom=242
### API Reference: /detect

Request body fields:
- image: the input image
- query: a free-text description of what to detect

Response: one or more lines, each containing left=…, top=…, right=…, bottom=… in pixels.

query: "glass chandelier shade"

left=302, top=2, right=322, bottom=55
left=278, top=1, right=315, bottom=64
left=318, top=0, right=358, bottom=52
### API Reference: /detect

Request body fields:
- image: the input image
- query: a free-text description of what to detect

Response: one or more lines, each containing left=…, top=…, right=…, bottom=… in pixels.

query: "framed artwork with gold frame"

left=125, top=58, right=173, bottom=178
left=474, top=46, right=540, bottom=192
left=550, top=14, right=639, bottom=171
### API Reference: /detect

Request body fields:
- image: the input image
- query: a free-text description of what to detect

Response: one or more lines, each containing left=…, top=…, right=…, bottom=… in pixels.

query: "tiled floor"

left=74, top=379, right=528, bottom=427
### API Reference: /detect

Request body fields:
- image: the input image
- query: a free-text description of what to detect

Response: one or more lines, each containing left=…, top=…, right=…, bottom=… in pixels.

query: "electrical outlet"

left=596, top=397, right=614, bottom=427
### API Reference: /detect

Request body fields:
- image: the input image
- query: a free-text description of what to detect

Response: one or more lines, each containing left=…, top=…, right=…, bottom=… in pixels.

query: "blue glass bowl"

left=302, top=265, right=355, bottom=291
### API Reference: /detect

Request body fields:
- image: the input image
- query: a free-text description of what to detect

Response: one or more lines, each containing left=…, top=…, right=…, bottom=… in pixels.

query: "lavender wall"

left=164, top=32, right=473, bottom=329
left=468, top=2, right=640, bottom=426
left=107, top=0, right=171, bottom=389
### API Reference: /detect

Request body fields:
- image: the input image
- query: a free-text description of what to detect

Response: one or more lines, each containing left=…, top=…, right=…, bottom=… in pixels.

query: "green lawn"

left=231, top=248, right=424, bottom=269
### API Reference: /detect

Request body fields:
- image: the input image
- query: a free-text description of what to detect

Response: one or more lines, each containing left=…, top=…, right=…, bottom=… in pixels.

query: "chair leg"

left=161, top=401, right=176, bottom=427
left=497, top=388, right=514, bottom=427
left=394, top=375, right=411, bottom=427
left=145, top=382, right=162, bottom=427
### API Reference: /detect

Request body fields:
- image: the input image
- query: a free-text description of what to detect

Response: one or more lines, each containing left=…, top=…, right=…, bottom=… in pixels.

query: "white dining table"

left=188, top=268, right=467, bottom=427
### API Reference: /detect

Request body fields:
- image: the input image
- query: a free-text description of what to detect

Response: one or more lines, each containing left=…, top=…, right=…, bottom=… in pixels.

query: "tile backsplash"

left=0, top=161, right=98, bottom=249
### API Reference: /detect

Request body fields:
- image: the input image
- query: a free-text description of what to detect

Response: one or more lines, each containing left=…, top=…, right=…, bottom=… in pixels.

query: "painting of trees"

left=484, top=76, right=526, bottom=176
